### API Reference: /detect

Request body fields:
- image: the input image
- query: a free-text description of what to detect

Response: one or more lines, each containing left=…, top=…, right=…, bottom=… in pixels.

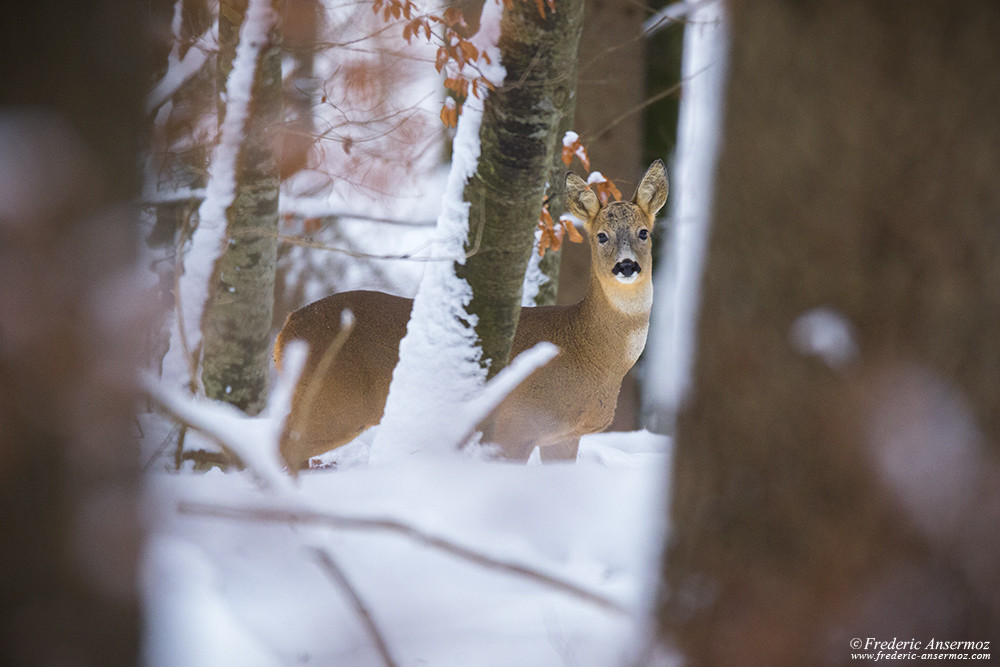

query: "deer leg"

left=539, top=436, right=580, bottom=463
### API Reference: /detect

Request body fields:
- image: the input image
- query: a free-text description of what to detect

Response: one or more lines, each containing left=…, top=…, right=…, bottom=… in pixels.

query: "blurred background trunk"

left=0, top=0, right=148, bottom=663
left=657, top=1, right=1000, bottom=663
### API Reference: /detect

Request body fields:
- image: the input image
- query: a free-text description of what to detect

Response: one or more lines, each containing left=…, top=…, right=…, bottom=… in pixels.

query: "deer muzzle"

left=612, top=258, right=641, bottom=283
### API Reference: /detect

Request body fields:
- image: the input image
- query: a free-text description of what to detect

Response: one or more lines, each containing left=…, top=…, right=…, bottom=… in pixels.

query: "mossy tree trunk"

left=201, top=0, right=284, bottom=414
left=657, top=1, right=1000, bottom=663
left=457, top=0, right=585, bottom=377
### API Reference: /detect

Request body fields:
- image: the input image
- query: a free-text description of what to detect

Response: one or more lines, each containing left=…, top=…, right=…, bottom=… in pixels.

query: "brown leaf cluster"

left=561, top=134, right=590, bottom=171
left=374, top=0, right=556, bottom=128
left=536, top=204, right=584, bottom=257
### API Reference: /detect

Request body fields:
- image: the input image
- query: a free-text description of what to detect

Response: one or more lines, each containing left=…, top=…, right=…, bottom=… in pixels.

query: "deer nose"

left=612, top=258, right=641, bottom=277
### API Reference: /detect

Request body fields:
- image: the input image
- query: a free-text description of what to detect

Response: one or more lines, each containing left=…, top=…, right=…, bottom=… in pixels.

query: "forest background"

left=1, top=0, right=998, bottom=665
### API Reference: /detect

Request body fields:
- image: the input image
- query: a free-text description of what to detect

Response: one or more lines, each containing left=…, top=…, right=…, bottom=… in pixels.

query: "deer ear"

left=565, top=172, right=601, bottom=223
left=633, top=159, right=668, bottom=220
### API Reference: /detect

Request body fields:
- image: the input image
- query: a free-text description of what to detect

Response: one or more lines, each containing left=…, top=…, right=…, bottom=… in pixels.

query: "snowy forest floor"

left=139, top=413, right=672, bottom=666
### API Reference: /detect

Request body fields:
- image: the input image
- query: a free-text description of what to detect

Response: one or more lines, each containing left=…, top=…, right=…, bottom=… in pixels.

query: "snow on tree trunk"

left=369, top=1, right=514, bottom=462
left=368, top=91, right=490, bottom=462
left=644, top=0, right=727, bottom=431
left=456, top=0, right=586, bottom=377
left=160, top=0, right=281, bottom=406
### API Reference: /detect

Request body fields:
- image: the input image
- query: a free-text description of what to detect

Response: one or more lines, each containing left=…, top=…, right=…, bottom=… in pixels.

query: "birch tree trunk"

left=656, top=1, right=1000, bottom=663
left=457, top=0, right=585, bottom=377
left=201, top=0, right=284, bottom=414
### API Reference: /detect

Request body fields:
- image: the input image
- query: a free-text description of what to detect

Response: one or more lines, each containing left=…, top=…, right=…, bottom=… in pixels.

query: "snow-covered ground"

left=141, top=413, right=671, bottom=667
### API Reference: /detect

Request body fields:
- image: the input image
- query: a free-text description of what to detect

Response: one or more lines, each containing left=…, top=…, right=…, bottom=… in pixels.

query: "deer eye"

left=597, top=232, right=609, bottom=244
left=638, top=228, right=649, bottom=241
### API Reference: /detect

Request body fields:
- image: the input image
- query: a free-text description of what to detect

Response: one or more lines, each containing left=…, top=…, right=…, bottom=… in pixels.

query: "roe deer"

left=274, top=159, right=667, bottom=469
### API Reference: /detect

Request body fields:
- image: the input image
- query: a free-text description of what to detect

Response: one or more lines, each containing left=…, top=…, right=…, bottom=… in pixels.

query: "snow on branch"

left=146, top=0, right=218, bottom=115
left=143, top=342, right=306, bottom=491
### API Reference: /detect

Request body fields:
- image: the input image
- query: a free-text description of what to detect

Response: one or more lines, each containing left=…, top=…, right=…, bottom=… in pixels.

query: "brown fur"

left=275, top=160, right=667, bottom=469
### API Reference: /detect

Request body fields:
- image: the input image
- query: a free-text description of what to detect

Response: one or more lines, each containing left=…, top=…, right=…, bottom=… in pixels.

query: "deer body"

left=275, top=160, right=667, bottom=469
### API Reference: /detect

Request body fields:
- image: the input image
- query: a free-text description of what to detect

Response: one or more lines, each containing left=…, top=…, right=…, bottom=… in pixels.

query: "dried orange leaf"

left=435, top=46, right=448, bottom=73
left=539, top=204, right=553, bottom=227
left=561, top=216, right=583, bottom=243
left=459, top=40, right=478, bottom=62
left=593, top=179, right=622, bottom=204
left=440, top=101, right=459, bottom=128
left=443, top=6, right=462, bottom=26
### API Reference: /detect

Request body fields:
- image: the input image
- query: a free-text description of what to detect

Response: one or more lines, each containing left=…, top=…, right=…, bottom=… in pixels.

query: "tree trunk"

left=149, top=0, right=216, bottom=246
left=280, top=0, right=321, bottom=179
left=148, top=0, right=216, bottom=372
left=201, top=0, right=284, bottom=414
left=0, top=0, right=147, bottom=663
left=457, top=0, right=585, bottom=377
left=657, top=1, right=1000, bottom=663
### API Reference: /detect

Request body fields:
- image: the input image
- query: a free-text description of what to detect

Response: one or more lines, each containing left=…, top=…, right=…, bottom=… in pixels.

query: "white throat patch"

left=601, top=280, right=653, bottom=316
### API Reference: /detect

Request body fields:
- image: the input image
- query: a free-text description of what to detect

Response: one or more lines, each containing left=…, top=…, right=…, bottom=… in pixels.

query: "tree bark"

left=0, top=0, right=147, bottom=663
left=201, top=0, right=284, bottom=414
left=657, top=1, right=1000, bottom=663
left=457, top=0, right=585, bottom=377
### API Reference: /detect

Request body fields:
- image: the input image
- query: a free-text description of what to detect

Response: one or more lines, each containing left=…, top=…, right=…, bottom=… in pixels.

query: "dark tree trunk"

left=0, top=0, right=148, bottom=663
left=657, top=1, right=1000, bottom=664
left=457, top=0, right=585, bottom=377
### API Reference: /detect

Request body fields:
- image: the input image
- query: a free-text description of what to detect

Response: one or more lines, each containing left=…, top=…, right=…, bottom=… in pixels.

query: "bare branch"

left=178, top=501, right=632, bottom=616
left=311, top=548, right=399, bottom=667
left=147, top=21, right=218, bottom=114
left=588, top=67, right=707, bottom=143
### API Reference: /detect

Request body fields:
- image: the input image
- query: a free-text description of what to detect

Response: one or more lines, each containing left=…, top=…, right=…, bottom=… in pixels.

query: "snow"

left=521, top=227, right=550, bottom=306
left=0, top=111, right=91, bottom=224
left=369, top=0, right=508, bottom=462
left=789, top=306, right=859, bottom=370
left=586, top=170, right=608, bottom=185
left=865, top=365, right=982, bottom=541
left=141, top=413, right=672, bottom=667
left=645, top=0, right=728, bottom=429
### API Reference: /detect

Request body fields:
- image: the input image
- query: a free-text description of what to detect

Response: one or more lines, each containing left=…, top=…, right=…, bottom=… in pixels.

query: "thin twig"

left=146, top=392, right=249, bottom=475
left=289, top=314, right=355, bottom=444
left=311, top=548, right=399, bottom=667
left=253, top=200, right=485, bottom=262
left=178, top=501, right=632, bottom=616
left=588, top=65, right=709, bottom=143
left=172, top=211, right=201, bottom=394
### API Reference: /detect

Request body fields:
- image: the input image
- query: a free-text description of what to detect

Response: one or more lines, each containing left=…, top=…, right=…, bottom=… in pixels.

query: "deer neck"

left=576, top=273, right=653, bottom=372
